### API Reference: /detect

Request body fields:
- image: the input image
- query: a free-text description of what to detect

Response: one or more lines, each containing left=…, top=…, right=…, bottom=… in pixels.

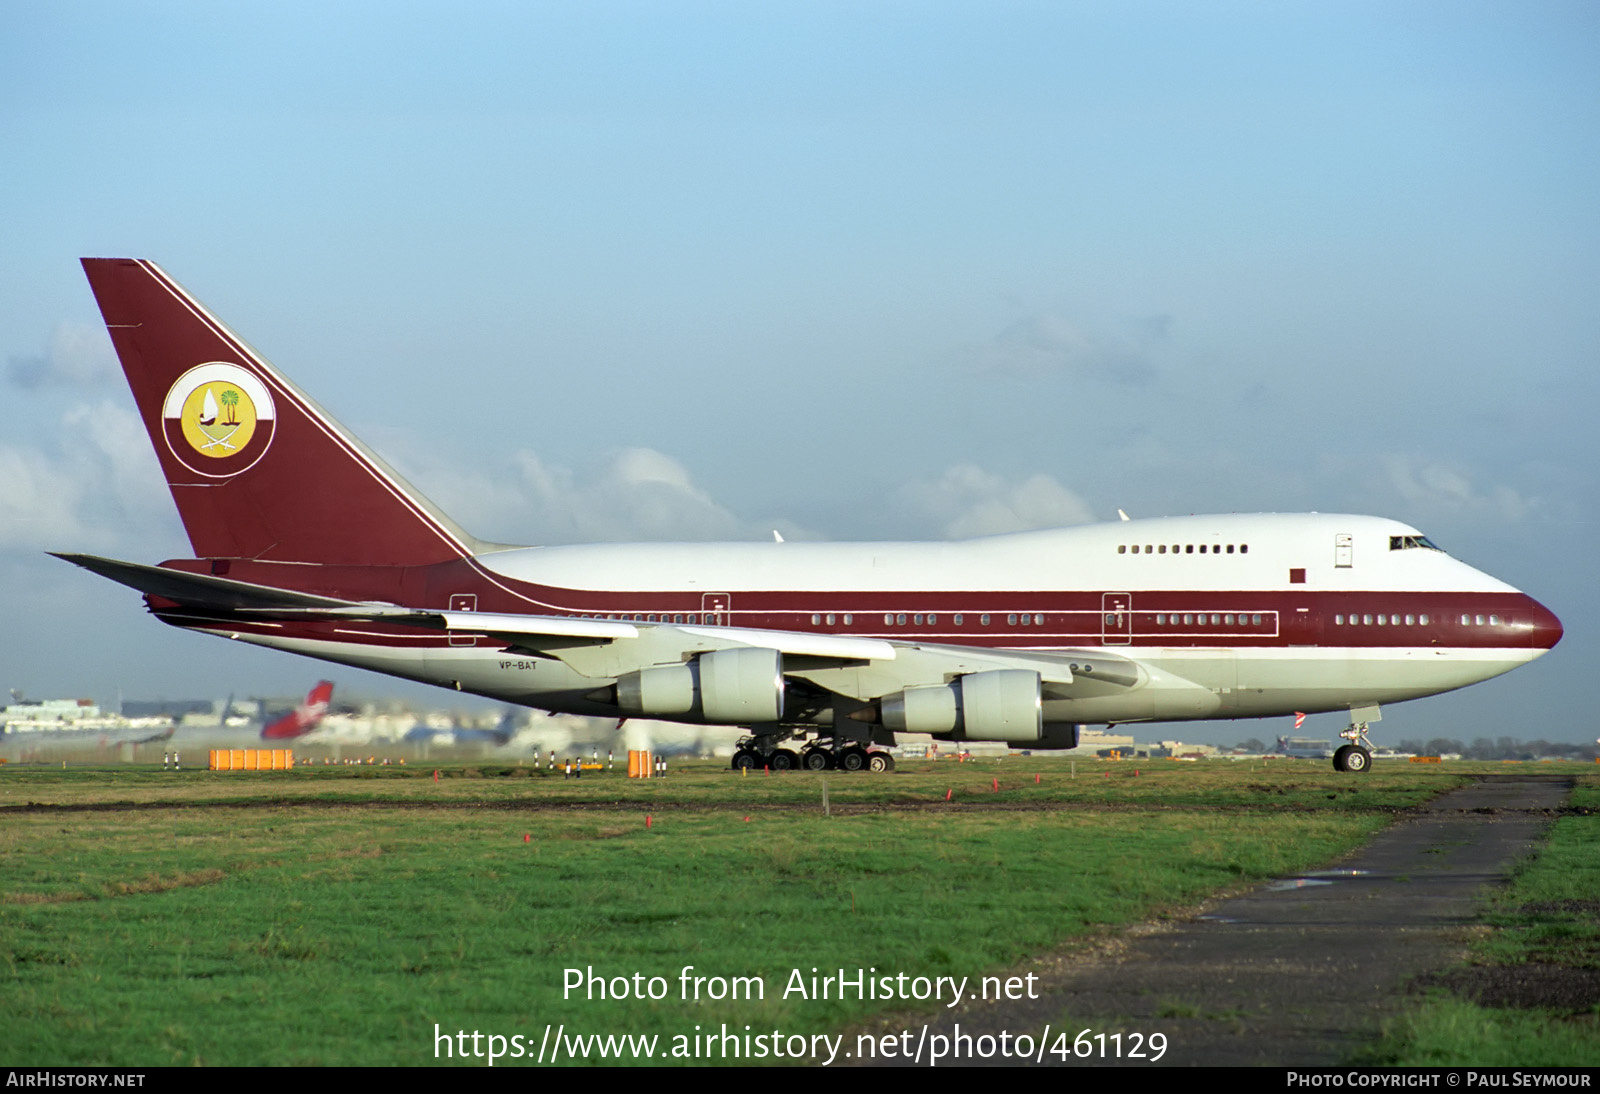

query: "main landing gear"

left=730, top=734, right=895, bottom=773
left=1332, top=721, right=1374, bottom=773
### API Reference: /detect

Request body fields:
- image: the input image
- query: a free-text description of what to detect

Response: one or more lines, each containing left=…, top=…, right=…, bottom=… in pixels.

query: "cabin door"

left=1334, top=533, right=1353, bottom=568
left=701, top=593, right=731, bottom=627
left=1101, top=593, right=1132, bottom=645
left=448, top=593, right=477, bottom=646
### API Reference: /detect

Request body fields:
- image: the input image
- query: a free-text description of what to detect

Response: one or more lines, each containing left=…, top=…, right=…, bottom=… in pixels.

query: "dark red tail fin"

left=81, top=259, right=484, bottom=566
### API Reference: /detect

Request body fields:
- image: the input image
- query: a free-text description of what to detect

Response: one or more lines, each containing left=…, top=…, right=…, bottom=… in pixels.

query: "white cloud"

left=0, top=401, right=177, bottom=554
left=1381, top=455, right=1536, bottom=524
left=900, top=464, right=1096, bottom=539
left=407, top=445, right=812, bottom=546
left=0, top=443, right=92, bottom=548
left=2, top=399, right=1095, bottom=562
left=7, top=324, right=118, bottom=388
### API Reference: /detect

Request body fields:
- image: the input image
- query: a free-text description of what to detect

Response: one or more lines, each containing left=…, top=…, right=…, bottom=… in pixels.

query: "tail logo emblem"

left=162, top=363, right=277, bottom=477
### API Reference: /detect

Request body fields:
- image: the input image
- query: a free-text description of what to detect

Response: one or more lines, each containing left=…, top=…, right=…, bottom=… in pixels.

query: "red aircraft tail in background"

left=261, top=681, right=334, bottom=741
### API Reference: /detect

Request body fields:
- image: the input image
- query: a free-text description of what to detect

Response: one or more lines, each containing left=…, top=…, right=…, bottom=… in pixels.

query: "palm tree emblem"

left=189, top=383, right=253, bottom=453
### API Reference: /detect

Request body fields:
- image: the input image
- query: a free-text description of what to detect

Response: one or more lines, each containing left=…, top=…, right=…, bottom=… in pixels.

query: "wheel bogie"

left=837, top=746, right=869, bottom=771
left=730, top=738, right=891, bottom=773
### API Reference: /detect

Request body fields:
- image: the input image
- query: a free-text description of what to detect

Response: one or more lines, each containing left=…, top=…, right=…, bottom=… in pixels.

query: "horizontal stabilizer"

left=50, top=553, right=362, bottom=611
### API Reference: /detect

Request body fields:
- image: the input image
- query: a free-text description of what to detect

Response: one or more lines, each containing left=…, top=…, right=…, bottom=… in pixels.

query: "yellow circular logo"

left=179, top=380, right=258, bottom=458
left=162, top=362, right=276, bottom=478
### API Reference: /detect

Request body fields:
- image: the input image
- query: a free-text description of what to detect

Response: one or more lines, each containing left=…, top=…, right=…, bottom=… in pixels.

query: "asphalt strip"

left=889, top=773, right=1576, bottom=1068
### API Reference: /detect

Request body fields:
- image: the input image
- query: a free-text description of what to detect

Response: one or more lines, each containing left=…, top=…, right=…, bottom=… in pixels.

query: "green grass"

left=1, top=759, right=1582, bottom=1066
left=1373, top=775, right=1600, bottom=1066
left=1380, top=999, right=1599, bottom=1067
left=1, top=753, right=1477, bottom=812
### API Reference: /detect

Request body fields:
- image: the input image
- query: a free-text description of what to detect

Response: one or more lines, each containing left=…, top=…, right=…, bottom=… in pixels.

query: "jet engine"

left=881, top=669, right=1043, bottom=741
left=615, top=647, right=784, bottom=724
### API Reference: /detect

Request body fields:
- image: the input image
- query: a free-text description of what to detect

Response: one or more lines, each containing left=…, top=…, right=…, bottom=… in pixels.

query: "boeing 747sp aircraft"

left=59, top=259, right=1562, bottom=773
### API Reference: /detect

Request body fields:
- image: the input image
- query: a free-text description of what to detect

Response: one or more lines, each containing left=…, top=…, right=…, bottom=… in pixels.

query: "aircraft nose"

left=1525, top=595, right=1563, bottom=653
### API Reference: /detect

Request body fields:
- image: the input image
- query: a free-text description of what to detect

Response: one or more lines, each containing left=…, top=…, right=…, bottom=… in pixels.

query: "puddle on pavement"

left=1199, top=869, right=1377, bottom=920
left=1262, top=869, right=1371, bottom=892
left=1264, top=877, right=1333, bottom=891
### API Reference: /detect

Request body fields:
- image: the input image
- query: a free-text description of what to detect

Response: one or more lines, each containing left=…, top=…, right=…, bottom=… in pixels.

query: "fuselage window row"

left=1154, top=613, right=1263, bottom=626
left=1334, top=613, right=1433, bottom=626
left=875, top=613, right=1045, bottom=627
left=1118, top=543, right=1248, bottom=555
left=576, top=614, right=713, bottom=624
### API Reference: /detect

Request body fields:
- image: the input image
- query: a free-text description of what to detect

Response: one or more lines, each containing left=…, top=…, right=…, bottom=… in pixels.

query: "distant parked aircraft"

left=260, top=681, right=334, bottom=741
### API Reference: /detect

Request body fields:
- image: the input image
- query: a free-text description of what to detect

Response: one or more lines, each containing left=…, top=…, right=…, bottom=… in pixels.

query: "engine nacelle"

left=699, top=647, right=784, bottom=723
left=1035, top=724, right=1080, bottom=750
left=881, top=669, right=1043, bottom=742
left=616, top=663, right=696, bottom=715
left=615, top=647, right=784, bottom=724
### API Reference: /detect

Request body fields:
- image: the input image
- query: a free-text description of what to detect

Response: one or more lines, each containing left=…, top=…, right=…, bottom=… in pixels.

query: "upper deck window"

left=1119, top=541, right=1248, bottom=556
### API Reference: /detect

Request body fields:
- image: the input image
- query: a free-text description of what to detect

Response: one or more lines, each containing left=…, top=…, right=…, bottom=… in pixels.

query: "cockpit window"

left=1389, top=534, right=1443, bottom=552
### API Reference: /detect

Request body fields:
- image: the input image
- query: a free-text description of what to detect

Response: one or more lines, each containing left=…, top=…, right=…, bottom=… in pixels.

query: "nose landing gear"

left=1333, top=720, right=1374, bottom=773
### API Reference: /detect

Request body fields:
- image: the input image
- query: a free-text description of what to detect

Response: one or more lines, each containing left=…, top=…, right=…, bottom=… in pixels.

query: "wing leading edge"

left=53, top=552, right=1141, bottom=736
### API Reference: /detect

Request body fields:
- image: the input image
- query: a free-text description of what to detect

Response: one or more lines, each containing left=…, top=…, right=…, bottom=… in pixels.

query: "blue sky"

left=3, top=2, right=1596, bottom=744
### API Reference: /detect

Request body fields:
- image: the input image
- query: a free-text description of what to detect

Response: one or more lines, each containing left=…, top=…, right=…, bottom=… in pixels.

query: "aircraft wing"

left=231, top=601, right=1142, bottom=698
left=50, top=553, right=896, bottom=660
left=52, top=554, right=1144, bottom=710
left=369, top=611, right=900, bottom=663
left=327, top=605, right=1146, bottom=723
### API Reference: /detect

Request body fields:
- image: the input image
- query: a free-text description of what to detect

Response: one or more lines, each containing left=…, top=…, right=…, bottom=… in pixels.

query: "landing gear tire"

left=1333, top=744, right=1372, bottom=773
left=838, top=746, right=869, bottom=772
left=867, top=751, right=895, bottom=773
left=802, top=747, right=834, bottom=771
left=769, top=748, right=799, bottom=771
left=731, top=748, right=762, bottom=771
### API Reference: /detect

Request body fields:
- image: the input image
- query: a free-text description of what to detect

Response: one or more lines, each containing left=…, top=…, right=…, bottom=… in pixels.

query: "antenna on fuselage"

left=1117, top=509, right=1130, bottom=522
